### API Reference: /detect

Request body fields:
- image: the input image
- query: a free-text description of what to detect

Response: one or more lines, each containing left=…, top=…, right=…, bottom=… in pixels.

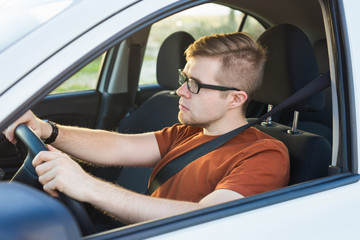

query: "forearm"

left=5, top=110, right=160, bottom=167
left=86, top=178, right=203, bottom=224
left=33, top=148, right=243, bottom=224
left=34, top=145, right=201, bottom=223
left=42, top=122, right=160, bottom=167
left=48, top=124, right=121, bottom=165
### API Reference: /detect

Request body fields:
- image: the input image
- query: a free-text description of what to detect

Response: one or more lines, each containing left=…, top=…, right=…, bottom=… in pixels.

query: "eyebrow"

left=182, top=71, right=203, bottom=83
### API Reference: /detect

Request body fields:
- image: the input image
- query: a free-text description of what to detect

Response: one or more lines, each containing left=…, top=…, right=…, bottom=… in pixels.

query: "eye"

left=188, top=78, right=198, bottom=91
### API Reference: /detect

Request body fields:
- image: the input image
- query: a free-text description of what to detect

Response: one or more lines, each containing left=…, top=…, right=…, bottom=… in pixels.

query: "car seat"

left=294, top=39, right=332, bottom=144
left=95, top=31, right=195, bottom=193
left=117, top=31, right=195, bottom=134
left=250, top=24, right=332, bottom=184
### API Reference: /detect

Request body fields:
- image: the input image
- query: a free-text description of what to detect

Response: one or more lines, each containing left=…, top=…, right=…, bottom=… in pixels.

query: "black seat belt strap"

left=146, top=71, right=331, bottom=196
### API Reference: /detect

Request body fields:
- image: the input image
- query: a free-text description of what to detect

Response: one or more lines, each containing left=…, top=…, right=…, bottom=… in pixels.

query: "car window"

left=49, top=54, right=104, bottom=95
left=139, top=3, right=265, bottom=85
left=241, top=14, right=266, bottom=40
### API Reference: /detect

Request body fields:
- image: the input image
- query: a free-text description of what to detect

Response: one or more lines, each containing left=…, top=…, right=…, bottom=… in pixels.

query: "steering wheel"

left=11, top=124, right=95, bottom=236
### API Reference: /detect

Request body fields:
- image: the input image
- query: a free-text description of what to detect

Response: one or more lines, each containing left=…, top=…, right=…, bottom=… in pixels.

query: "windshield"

left=0, top=0, right=74, bottom=53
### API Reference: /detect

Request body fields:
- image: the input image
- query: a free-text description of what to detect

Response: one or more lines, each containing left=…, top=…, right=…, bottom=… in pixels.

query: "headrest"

left=156, top=31, right=195, bottom=90
left=313, top=39, right=329, bottom=74
left=254, top=24, right=324, bottom=112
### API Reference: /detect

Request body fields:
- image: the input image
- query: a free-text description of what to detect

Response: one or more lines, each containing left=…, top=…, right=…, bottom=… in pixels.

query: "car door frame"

left=1, top=0, right=359, bottom=238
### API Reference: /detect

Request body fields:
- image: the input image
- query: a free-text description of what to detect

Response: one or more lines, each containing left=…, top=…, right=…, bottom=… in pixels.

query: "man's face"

left=176, top=56, right=229, bottom=130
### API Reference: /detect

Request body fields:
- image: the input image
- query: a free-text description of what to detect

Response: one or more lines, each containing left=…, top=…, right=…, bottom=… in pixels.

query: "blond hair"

left=185, top=32, right=266, bottom=113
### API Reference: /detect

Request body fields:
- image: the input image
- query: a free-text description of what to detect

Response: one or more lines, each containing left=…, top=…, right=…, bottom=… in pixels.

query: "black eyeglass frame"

left=178, top=69, right=240, bottom=94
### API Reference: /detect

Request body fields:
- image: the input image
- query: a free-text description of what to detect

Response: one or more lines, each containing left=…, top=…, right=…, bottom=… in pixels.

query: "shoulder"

left=242, top=126, right=276, bottom=140
left=155, top=123, right=202, bottom=139
left=235, top=127, right=289, bottom=155
left=155, top=124, right=202, bottom=150
left=242, top=127, right=285, bottom=144
left=154, top=124, right=203, bottom=155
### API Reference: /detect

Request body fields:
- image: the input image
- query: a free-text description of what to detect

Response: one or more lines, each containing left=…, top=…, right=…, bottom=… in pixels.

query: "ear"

left=228, top=91, right=248, bottom=109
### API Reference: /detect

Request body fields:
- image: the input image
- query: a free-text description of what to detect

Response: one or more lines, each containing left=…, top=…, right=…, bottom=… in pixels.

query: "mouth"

left=179, top=101, right=189, bottom=112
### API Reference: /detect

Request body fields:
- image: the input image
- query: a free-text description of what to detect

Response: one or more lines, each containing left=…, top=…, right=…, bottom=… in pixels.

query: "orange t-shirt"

left=151, top=124, right=290, bottom=202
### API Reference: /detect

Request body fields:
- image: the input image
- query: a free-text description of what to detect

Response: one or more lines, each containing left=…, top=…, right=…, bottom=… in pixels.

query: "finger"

left=3, top=110, right=37, bottom=144
left=47, top=145, right=62, bottom=153
left=37, top=166, right=56, bottom=186
left=42, top=179, right=60, bottom=198
left=32, top=151, right=65, bottom=167
left=35, top=161, right=58, bottom=197
left=3, top=124, right=17, bottom=144
left=37, top=163, right=64, bottom=198
left=35, top=159, right=56, bottom=177
left=42, top=171, right=67, bottom=198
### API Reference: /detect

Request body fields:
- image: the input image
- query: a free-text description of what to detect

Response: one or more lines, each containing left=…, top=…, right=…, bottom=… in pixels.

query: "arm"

left=3, top=110, right=161, bottom=167
left=50, top=124, right=161, bottom=167
left=33, top=147, right=243, bottom=224
left=88, top=182, right=243, bottom=224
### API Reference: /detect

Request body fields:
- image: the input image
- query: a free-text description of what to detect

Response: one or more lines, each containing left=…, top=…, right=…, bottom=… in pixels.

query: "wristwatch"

left=43, top=120, right=58, bottom=144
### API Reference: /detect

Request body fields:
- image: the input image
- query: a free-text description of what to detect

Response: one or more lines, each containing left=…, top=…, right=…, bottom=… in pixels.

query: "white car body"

left=0, top=0, right=359, bottom=239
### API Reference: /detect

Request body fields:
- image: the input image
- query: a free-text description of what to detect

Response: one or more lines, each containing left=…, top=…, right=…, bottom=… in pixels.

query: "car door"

left=32, top=55, right=104, bottom=128
left=0, top=52, right=114, bottom=179
left=1, top=0, right=360, bottom=239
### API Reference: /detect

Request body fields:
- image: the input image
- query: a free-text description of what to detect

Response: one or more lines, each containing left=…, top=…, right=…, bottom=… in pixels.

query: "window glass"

left=139, top=3, right=247, bottom=85
left=242, top=15, right=266, bottom=40
left=50, top=55, right=103, bottom=94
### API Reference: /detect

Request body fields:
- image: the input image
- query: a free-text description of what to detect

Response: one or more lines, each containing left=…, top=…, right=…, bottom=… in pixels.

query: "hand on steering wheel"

left=11, top=124, right=95, bottom=236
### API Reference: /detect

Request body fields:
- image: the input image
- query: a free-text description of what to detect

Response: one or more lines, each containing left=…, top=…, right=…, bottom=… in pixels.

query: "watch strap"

left=43, top=120, right=58, bottom=144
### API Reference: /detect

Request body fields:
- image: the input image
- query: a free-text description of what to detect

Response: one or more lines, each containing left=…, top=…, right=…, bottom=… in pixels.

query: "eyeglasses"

left=178, top=69, right=240, bottom=94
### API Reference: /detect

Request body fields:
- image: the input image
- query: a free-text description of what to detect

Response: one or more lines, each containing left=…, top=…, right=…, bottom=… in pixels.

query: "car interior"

left=0, top=0, right=349, bottom=235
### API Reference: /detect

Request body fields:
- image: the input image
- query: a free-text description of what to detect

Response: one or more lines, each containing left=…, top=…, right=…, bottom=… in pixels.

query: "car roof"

left=218, top=0, right=325, bottom=43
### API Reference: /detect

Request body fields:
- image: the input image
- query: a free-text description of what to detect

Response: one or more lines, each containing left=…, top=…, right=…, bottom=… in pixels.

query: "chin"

left=179, top=112, right=209, bottom=127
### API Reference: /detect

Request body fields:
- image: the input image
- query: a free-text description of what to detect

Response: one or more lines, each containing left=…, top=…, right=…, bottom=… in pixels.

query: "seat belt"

left=146, top=71, right=331, bottom=195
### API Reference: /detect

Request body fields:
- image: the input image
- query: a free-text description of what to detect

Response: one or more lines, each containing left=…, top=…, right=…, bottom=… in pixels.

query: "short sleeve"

left=154, top=125, right=180, bottom=157
left=216, top=139, right=290, bottom=197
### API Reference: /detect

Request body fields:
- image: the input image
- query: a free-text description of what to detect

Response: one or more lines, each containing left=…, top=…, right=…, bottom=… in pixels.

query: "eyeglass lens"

left=178, top=70, right=199, bottom=94
left=187, top=78, right=198, bottom=94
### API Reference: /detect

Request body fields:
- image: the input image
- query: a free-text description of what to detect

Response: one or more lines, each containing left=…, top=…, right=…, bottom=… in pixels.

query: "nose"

left=176, top=83, right=191, bottom=98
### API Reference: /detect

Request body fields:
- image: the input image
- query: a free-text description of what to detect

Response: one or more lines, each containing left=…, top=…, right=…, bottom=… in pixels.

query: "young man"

left=4, top=32, right=289, bottom=224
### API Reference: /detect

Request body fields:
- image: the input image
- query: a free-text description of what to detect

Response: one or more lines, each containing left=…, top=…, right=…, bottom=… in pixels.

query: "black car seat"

left=95, top=31, right=195, bottom=193
left=118, top=31, right=195, bottom=134
left=267, top=39, right=333, bottom=144
left=294, top=39, right=332, bottom=144
left=247, top=37, right=333, bottom=146
left=250, top=24, right=332, bottom=184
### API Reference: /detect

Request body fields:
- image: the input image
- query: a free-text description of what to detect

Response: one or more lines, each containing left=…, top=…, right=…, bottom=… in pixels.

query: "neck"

left=203, top=117, right=248, bottom=136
